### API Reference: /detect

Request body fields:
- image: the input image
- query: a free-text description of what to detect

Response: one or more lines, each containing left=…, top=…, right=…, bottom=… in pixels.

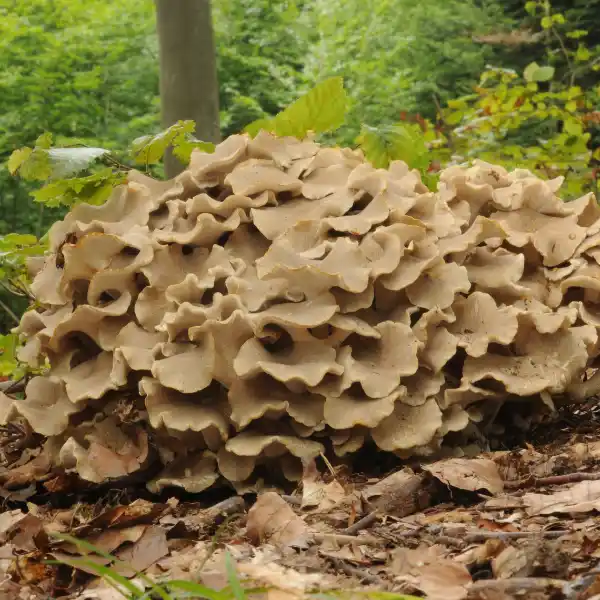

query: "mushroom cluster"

left=3, top=131, right=600, bottom=492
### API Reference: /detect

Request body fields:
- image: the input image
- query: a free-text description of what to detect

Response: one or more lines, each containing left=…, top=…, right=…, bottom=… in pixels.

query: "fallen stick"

left=341, top=511, right=380, bottom=535
left=203, top=496, right=246, bottom=521
left=469, top=577, right=567, bottom=593
left=313, top=532, right=383, bottom=546
left=0, top=379, right=25, bottom=394
left=463, top=530, right=570, bottom=542
left=281, top=494, right=301, bottom=506
left=326, top=557, right=383, bottom=586
left=504, top=472, right=600, bottom=490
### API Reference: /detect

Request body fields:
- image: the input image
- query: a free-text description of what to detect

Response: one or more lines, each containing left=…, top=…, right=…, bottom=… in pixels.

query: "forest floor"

left=3, top=404, right=600, bottom=600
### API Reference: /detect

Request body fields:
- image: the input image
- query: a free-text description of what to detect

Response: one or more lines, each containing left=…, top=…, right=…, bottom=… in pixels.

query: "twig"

left=469, top=577, right=567, bottom=593
left=463, top=530, right=569, bottom=542
left=312, top=532, right=383, bottom=546
left=549, top=26, right=575, bottom=86
left=0, top=299, right=19, bottom=325
left=0, top=379, right=26, bottom=394
left=505, top=472, right=600, bottom=490
left=281, top=494, right=301, bottom=506
left=432, top=93, right=455, bottom=152
left=436, top=535, right=465, bottom=548
left=341, top=510, right=380, bottom=535
left=203, top=496, right=246, bottom=520
left=326, top=557, right=383, bottom=586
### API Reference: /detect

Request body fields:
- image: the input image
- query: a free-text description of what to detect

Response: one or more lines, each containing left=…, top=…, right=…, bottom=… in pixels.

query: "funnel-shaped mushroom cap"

left=10, top=131, right=600, bottom=493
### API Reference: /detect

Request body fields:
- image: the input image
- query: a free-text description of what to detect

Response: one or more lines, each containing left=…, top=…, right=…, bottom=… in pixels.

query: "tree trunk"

left=155, top=0, right=220, bottom=177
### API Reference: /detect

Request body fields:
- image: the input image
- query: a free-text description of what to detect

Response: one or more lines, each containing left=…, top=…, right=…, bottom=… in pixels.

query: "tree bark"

left=155, top=0, right=220, bottom=177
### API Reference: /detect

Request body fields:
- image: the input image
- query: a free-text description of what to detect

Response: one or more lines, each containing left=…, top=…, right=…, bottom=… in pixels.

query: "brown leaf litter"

left=1, top=424, right=600, bottom=599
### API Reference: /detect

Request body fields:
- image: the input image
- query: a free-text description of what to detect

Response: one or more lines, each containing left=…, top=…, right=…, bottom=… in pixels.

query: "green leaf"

left=7, top=147, right=33, bottom=175
left=566, top=29, right=588, bottom=40
left=244, top=118, right=274, bottom=138
left=576, top=45, right=591, bottom=62
left=35, top=132, right=53, bottom=149
left=131, top=120, right=196, bottom=165
left=523, top=62, right=540, bottom=82
left=356, top=123, right=429, bottom=172
left=32, top=168, right=123, bottom=208
left=0, top=334, right=19, bottom=378
left=524, top=1, right=538, bottom=15
left=46, top=147, right=110, bottom=179
left=245, top=77, right=347, bottom=139
left=565, top=100, right=577, bottom=112
left=524, top=62, right=554, bottom=82
left=15, top=149, right=52, bottom=181
left=541, top=15, right=552, bottom=29
left=172, top=139, right=215, bottom=164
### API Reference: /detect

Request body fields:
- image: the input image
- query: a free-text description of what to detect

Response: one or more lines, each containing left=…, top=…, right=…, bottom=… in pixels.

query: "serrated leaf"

left=356, top=123, right=429, bottom=172
left=32, top=168, right=122, bottom=208
left=17, top=149, right=52, bottom=181
left=244, top=118, right=274, bottom=137
left=245, top=77, right=347, bottom=139
left=7, top=147, right=33, bottom=175
left=46, top=147, right=110, bottom=179
left=172, top=139, right=215, bottom=164
left=35, top=132, right=53, bottom=149
left=131, top=120, right=196, bottom=165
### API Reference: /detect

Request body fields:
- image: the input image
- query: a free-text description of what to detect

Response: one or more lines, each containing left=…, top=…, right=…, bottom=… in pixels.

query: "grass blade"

left=52, top=533, right=172, bottom=600
left=224, top=551, right=246, bottom=600
left=50, top=556, right=144, bottom=597
left=165, top=579, right=230, bottom=600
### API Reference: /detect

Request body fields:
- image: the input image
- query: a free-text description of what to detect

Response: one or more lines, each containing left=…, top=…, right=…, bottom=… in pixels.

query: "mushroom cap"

left=12, top=132, right=600, bottom=492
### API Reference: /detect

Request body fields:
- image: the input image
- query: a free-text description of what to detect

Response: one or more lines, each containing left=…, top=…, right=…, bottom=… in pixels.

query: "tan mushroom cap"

left=12, top=130, right=600, bottom=492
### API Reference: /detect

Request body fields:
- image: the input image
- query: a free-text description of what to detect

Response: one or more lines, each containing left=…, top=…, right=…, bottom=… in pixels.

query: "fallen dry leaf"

left=2, top=514, right=47, bottom=551
left=523, top=479, right=600, bottom=515
left=0, top=440, right=54, bottom=490
left=247, top=492, right=310, bottom=548
left=390, top=545, right=472, bottom=600
left=492, top=545, right=534, bottom=579
left=301, top=460, right=346, bottom=511
left=73, top=499, right=167, bottom=537
left=424, top=457, right=504, bottom=495
left=82, top=525, right=148, bottom=555
left=114, top=525, right=169, bottom=576
left=238, top=561, right=328, bottom=593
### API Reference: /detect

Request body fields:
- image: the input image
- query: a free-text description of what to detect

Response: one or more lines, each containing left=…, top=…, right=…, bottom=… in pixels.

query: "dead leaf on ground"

left=73, top=499, right=167, bottom=537
left=9, top=551, right=57, bottom=589
left=301, top=460, right=346, bottom=511
left=247, top=492, right=310, bottom=548
left=0, top=440, right=55, bottom=490
left=238, top=561, right=328, bottom=593
left=523, top=480, right=600, bottom=515
left=424, top=458, right=504, bottom=495
left=114, top=525, right=169, bottom=576
left=492, top=545, right=534, bottom=579
left=390, top=545, right=472, bottom=600
left=1, top=514, right=47, bottom=551
left=75, top=525, right=148, bottom=556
